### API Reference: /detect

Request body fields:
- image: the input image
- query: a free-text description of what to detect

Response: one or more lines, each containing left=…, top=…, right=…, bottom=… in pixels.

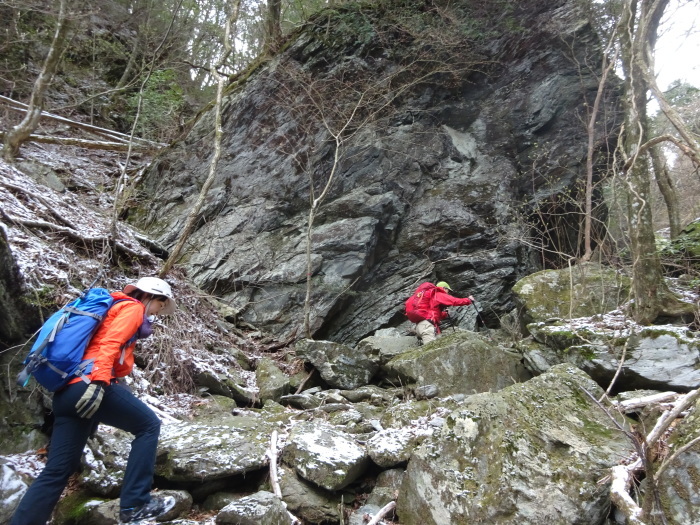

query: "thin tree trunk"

left=650, top=144, right=682, bottom=238
left=159, top=0, right=242, bottom=278
left=644, top=69, right=700, bottom=165
left=116, top=33, right=142, bottom=89
left=116, top=0, right=150, bottom=90
left=2, top=0, right=70, bottom=160
left=582, top=38, right=617, bottom=262
left=265, top=0, right=282, bottom=54
left=108, top=0, right=185, bottom=254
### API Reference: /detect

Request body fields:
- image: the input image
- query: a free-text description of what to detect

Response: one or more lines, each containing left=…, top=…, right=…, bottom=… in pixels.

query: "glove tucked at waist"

left=75, top=381, right=106, bottom=418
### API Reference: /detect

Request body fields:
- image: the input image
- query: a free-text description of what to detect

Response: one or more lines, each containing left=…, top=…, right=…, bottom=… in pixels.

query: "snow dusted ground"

left=0, top=143, right=268, bottom=480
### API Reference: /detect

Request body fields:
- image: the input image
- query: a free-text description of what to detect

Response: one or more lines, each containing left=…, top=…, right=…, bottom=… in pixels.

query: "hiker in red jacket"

left=405, top=281, right=474, bottom=344
left=10, top=277, right=177, bottom=525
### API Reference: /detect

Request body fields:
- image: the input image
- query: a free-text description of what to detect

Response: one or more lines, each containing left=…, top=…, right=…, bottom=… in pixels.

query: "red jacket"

left=68, top=292, right=143, bottom=385
left=416, top=288, right=472, bottom=324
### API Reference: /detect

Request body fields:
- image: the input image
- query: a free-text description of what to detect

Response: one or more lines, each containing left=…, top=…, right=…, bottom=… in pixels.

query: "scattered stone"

left=295, top=339, right=379, bottom=389
left=216, top=490, right=291, bottom=525
left=256, top=357, right=291, bottom=403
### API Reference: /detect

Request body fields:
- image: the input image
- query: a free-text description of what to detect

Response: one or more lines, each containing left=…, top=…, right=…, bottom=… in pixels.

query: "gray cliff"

left=133, top=0, right=618, bottom=344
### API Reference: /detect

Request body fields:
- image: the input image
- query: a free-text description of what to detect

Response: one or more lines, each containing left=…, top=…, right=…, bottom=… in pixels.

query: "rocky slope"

left=2, top=139, right=700, bottom=523
left=3, top=0, right=700, bottom=523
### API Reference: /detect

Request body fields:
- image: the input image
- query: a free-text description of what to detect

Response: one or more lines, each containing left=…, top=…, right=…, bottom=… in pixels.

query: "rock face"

left=0, top=228, right=38, bottom=343
left=133, top=0, right=618, bottom=345
left=396, top=365, right=634, bottom=525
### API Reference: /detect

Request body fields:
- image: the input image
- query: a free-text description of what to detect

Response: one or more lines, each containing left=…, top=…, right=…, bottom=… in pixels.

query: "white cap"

left=123, top=277, right=177, bottom=315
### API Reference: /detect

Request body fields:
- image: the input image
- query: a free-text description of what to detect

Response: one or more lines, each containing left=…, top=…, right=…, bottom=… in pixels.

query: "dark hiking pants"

left=10, top=381, right=161, bottom=525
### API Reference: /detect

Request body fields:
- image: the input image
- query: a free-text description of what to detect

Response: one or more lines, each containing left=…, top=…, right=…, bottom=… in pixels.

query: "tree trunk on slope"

left=2, top=0, right=71, bottom=160
left=619, top=0, right=669, bottom=324
left=265, top=0, right=282, bottom=54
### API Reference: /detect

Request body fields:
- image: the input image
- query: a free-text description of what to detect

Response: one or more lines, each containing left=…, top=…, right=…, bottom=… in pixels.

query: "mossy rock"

left=662, top=218, right=700, bottom=266
left=397, top=364, right=635, bottom=525
left=513, top=263, right=631, bottom=329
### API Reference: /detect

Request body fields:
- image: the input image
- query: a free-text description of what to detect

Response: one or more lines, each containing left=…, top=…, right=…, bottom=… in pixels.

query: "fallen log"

left=0, top=131, right=157, bottom=152
left=0, top=94, right=166, bottom=148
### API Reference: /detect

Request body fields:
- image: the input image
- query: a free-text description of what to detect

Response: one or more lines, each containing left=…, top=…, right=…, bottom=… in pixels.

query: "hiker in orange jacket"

left=412, top=281, right=474, bottom=344
left=11, top=277, right=178, bottom=525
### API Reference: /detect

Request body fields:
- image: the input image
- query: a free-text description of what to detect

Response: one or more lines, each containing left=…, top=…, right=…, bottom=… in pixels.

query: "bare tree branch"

left=2, top=0, right=71, bottom=160
left=159, top=0, right=242, bottom=278
left=367, top=501, right=397, bottom=525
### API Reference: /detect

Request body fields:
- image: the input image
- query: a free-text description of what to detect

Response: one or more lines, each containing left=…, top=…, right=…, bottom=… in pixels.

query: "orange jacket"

left=68, top=292, right=144, bottom=385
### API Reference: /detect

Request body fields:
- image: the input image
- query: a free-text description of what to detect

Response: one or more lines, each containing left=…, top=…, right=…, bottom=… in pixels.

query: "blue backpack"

left=17, top=288, right=126, bottom=391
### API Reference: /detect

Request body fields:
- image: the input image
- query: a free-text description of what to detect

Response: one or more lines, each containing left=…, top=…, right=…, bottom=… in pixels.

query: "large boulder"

left=81, top=429, right=132, bottom=496
left=295, top=339, right=379, bottom=389
left=256, top=357, right=291, bottom=403
left=367, top=426, right=433, bottom=468
left=216, top=491, right=291, bottom=525
left=512, top=263, right=631, bottom=329
left=0, top=464, right=27, bottom=523
left=524, top=322, right=700, bottom=392
left=281, top=422, right=370, bottom=491
left=356, top=334, right=419, bottom=365
left=58, top=490, right=190, bottom=525
left=278, top=465, right=342, bottom=524
left=156, top=417, right=272, bottom=482
left=383, top=331, right=530, bottom=396
left=194, top=362, right=258, bottom=406
left=396, top=364, right=635, bottom=525
left=658, top=396, right=700, bottom=524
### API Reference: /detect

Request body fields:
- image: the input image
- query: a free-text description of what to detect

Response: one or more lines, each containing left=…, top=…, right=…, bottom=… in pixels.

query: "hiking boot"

left=119, top=495, right=176, bottom=523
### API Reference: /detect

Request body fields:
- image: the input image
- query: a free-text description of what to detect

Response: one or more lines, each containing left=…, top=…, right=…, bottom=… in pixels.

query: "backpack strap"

left=119, top=333, right=139, bottom=365
left=109, top=297, right=143, bottom=366
left=64, top=306, right=105, bottom=321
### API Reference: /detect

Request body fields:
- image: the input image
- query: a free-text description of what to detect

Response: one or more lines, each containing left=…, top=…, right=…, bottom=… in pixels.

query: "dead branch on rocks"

left=367, top=501, right=397, bottom=525
left=594, top=388, right=700, bottom=524
left=269, top=430, right=283, bottom=498
left=0, top=130, right=158, bottom=153
left=611, top=391, right=681, bottom=413
left=267, top=430, right=301, bottom=524
left=0, top=180, right=79, bottom=230
left=610, top=460, right=646, bottom=525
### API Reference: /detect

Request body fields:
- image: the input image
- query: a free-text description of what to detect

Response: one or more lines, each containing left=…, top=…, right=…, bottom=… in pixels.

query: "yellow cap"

left=436, top=281, right=452, bottom=290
